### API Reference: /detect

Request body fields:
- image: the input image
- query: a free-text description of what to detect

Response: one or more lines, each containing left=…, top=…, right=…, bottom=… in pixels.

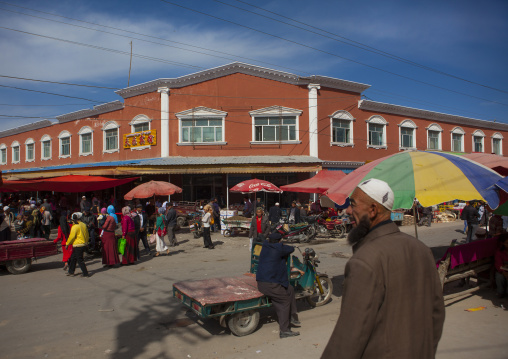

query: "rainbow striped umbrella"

left=324, top=151, right=502, bottom=210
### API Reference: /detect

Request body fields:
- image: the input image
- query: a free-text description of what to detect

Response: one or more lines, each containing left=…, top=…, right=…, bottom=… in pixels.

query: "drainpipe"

left=158, top=87, right=170, bottom=158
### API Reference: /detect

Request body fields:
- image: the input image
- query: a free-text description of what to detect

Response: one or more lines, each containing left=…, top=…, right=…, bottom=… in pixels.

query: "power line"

left=0, top=2, right=313, bottom=76
left=0, top=26, right=203, bottom=70
left=0, top=84, right=102, bottom=103
left=159, top=1, right=508, bottom=108
left=0, top=75, right=120, bottom=90
left=226, top=0, right=508, bottom=95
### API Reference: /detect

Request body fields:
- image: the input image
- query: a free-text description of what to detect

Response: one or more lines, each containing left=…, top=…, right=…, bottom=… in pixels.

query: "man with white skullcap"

left=322, top=179, right=445, bottom=359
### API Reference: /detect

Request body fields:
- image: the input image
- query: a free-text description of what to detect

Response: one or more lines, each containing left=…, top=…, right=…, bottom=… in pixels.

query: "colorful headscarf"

left=107, top=205, right=118, bottom=223
left=101, top=207, right=107, bottom=214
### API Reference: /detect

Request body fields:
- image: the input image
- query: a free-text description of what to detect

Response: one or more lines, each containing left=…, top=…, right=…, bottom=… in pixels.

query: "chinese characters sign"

left=123, top=130, right=157, bottom=149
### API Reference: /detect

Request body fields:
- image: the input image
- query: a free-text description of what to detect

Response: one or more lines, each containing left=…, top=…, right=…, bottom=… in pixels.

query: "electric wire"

left=159, top=0, right=508, bottom=108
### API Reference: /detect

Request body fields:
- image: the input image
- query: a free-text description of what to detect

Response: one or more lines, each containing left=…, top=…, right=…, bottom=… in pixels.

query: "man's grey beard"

left=347, top=215, right=371, bottom=245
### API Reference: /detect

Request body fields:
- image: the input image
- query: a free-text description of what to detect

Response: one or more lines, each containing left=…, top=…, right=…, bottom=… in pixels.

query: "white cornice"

left=56, top=101, right=124, bottom=123
left=0, top=120, right=54, bottom=139
left=176, top=106, right=228, bottom=118
left=359, top=100, right=508, bottom=131
left=115, top=62, right=371, bottom=99
left=249, top=105, right=303, bottom=116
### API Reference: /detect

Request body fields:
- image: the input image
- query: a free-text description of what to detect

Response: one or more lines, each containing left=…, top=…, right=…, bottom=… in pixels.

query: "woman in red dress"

left=101, top=206, right=120, bottom=267
left=121, top=206, right=137, bottom=265
left=53, top=210, right=72, bottom=270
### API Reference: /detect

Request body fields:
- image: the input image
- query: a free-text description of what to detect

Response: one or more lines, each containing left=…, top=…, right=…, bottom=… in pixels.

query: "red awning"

left=0, top=175, right=138, bottom=193
left=280, top=170, right=347, bottom=194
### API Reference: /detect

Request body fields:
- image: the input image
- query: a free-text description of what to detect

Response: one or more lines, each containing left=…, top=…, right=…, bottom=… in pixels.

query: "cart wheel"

left=6, top=258, right=32, bottom=275
left=227, top=310, right=260, bottom=336
left=176, top=216, right=186, bottom=228
left=223, top=230, right=231, bottom=237
left=306, top=275, right=333, bottom=307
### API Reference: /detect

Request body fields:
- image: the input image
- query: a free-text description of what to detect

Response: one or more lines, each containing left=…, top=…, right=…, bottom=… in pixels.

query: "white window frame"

left=366, top=115, right=388, bottom=149
left=40, top=135, right=52, bottom=160
left=102, top=121, right=120, bottom=153
left=426, top=123, right=443, bottom=151
left=78, top=126, right=94, bottom=156
left=398, top=119, right=417, bottom=150
left=58, top=130, right=72, bottom=158
left=25, top=138, right=35, bottom=162
left=329, top=110, right=354, bottom=147
left=11, top=141, right=20, bottom=164
left=176, top=107, right=227, bottom=146
left=450, top=127, right=465, bottom=152
left=492, top=132, right=503, bottom=155
left=249, top=106, right=302, bottom=145
left=472, top=130, right=485, bottom=153
left=0, top=143, right=7, bottom=165
left=130, top=115, right=152, bottom=134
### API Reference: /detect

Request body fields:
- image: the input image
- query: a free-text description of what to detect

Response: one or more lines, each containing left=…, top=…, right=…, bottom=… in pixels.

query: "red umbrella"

left=124, top=180, right=182, bottom=200
left=230, top=178, right=283, bottom=193
left=280, top=170, right=346, bottom=194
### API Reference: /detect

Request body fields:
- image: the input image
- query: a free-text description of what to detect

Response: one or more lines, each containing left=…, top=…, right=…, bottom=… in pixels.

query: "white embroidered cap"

left=357, top=178, right=394, bottom=211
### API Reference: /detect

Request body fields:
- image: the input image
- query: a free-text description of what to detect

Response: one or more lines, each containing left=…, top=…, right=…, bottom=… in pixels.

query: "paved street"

left=1, top=221, right=507, bottom=359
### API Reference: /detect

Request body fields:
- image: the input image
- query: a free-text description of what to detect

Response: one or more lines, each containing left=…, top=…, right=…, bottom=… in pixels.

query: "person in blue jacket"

left=256, top=232, right=300, bottom=338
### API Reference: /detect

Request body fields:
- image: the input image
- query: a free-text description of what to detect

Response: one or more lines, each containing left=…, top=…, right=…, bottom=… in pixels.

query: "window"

left=58, top=131, right=71, bottom=158
left=450, top=127, right=465, bottom=152
left=254, top=117, right=296, bottom=141
left=330, top=110, right=354, bottom=146
left=176, top=107, right=227, bottom=145
left=250, top=106, right=302, bottom=144
left=398, top=120, right=417, bottom=150
left=492, top=132, right=503, bottom=155
left=78, top=126, right=93, bottom=156
left=25, top=138, right=35, bottom=162
left=130, top=115, right=151, bottom=134
left=426, top=124, right=442, bottom=150
left=366, top=116, right=387, bottom=148
left=102, top=121, right=119, bottom=153
left=0, top=144, right=7, bottom=165
left=182, top=119, right=223, bottom=142
left=472, top=130, right=485, bottom=153
left=11, top=141, right=20, bottom=163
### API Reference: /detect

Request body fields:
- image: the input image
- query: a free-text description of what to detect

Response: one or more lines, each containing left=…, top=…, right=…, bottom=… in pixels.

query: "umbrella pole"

left=226, top=174, right=229, bottom=210
left=412, top=201, right=419, bottom=240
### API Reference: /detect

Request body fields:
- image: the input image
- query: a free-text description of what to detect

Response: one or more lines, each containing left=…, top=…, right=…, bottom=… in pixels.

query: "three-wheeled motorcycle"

left=172, top=241, right=333, bottom=336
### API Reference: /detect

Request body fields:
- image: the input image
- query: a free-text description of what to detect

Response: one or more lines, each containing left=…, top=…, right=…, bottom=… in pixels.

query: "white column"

left=308, top=84, right=320, bottom=158
left=158, top=87, right=170, bottom=157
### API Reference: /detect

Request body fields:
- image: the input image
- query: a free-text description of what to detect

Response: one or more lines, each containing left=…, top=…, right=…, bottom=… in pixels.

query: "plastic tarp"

left=280, top=170, right=347, bottom=194
left=0, top=175, right=138, bottom=193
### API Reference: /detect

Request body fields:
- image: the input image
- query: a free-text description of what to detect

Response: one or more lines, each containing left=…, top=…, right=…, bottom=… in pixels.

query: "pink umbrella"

left=124, top=180, right=182, bottom=200
left=230, top=178, right=283, bottom=194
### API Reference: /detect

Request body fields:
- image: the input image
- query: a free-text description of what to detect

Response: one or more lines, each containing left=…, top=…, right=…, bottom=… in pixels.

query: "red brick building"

left=1, top=63, right=506, bottom=204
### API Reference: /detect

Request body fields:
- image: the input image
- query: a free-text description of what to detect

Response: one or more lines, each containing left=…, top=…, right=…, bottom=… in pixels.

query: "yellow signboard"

left=123, top=130, right=157, bottom=149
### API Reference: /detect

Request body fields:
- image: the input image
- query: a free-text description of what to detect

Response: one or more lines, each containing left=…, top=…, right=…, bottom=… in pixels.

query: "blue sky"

left=0, top=0, right=507, bottom=131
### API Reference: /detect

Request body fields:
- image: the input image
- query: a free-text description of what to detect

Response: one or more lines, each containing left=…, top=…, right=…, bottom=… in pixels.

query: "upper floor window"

left=366, top=116, right=387, bottom=148
left=472, top=130, right=485, bottom=153
left=130, top=115, right=151, bottom=133
left=176, top=107, right=227, bottom=145
left=25, top=138, right=35, bottom=162
left=330, top=110, right=354, bottom=146
left=11, top=141, right=20, bottom=164
left=58, top=130, right=71, bottom=158
left=492, top=132, right=503, bottom=155
left=451, top=127, right=465, bottom=152
left=102, top=121, right=120, bottom=153
left=0, top=144, right=7, bottom=165
left=250, top=106, right=302, bottom=144
left=426, top=124, right=442, bottom=151
left=78, top=126, right=93, bottom=156
left=40, top=134, right=52, bottom=160
left=398, top=120, right=417, bottom=150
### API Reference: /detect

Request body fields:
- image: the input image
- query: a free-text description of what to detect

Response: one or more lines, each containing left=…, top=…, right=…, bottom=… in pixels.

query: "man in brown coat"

left=321, top=179, right=445, bottom=359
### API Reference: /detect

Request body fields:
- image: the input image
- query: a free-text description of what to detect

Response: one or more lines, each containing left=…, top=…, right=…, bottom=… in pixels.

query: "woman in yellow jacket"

left=65, top=213, right=90, bottom=277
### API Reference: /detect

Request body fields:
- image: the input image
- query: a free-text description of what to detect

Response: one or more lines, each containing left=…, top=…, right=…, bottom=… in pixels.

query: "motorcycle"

left=274, top=221, right=316, bottom=243
left=189, top=215, right=203, bottom=238
left=315, top=214, right=353, bottom=238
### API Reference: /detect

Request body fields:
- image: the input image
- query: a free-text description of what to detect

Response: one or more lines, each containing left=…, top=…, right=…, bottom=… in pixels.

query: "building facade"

left=1, top=63, right=507, bottom=204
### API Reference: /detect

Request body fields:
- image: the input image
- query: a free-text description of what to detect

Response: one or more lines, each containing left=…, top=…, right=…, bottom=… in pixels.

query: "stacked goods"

left=402, top=215, right=415, bottom=226
left=436, top=211, right=457, bottom=223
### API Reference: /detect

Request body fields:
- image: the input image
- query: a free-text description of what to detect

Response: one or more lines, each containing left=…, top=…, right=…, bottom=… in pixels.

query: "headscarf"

left=59, top=210, right=70, bottom=238
left=121, top=206, right=131, bottom=217
left=101, top=207, right=107, bottom=214
left=107, top=205, right=118, bottom=223
left=158, top=207, right=164, bottom=215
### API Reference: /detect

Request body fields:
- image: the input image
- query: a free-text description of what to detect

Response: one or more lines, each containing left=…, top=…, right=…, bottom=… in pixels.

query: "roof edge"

left=56, top=100, right=124, bottom=123
left=0, top=120, right=55, bottom=140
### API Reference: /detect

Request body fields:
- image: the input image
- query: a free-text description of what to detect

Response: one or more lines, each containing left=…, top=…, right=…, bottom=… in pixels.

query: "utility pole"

left=127, top=41, right=133, bottom=87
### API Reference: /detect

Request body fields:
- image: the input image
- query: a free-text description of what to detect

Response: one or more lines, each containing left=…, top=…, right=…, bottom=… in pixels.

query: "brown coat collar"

left=352, top=221, right=400, bottom=253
